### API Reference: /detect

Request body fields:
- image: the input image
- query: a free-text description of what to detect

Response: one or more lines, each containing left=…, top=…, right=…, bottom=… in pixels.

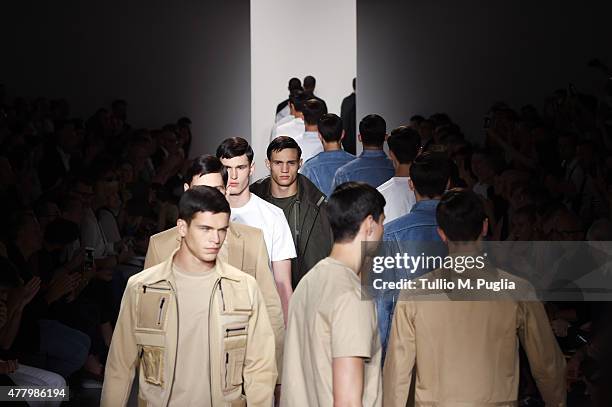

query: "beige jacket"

left=101, top=254, right=277, bottom=407
left=383, top=268, right=566, bottom=407
left=144, top=223, right=285, bottom=379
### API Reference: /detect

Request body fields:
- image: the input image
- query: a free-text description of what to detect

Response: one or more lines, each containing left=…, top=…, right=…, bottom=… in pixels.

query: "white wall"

left=251, top=0, right=357, bottom=178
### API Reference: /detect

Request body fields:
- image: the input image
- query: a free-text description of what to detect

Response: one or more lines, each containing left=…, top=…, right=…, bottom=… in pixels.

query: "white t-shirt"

left=295, top=131, right=323, bottom=164
left=275, top=117, right=305, bottom=140
left=270, top=114, right=295, bottom=141
left=376, top=176, right=416, bottom=224
left=230, top=193, right=297, bottom=262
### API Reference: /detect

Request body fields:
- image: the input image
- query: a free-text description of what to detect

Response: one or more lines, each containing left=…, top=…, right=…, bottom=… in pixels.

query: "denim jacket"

left=300, top=150, right=355, bottom=196
left=377, top=199, right=442, bottom=357
left=331, top=150, right=394, bottom=189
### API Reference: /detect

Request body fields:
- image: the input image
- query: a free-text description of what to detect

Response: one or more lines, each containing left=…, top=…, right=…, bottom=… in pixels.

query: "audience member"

left=340, top=77, right=356, bottom=154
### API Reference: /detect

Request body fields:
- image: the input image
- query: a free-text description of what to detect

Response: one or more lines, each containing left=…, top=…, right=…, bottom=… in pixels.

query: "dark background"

left=357, top=0, right=612, bottom=140
left=0, top=0, right=250, bottom=156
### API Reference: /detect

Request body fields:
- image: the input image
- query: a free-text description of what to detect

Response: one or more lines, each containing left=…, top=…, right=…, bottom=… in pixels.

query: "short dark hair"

left=177, top=117, right=192, bottom=128
left=387, top=126, right=421, bottom=164
left=437, top=188, right=486, bottom=241
left=409, top=152, right=450, bottom=198
left=302, top=99, right=327, bottom=126
left=327, top=182, right=386, bottom=242
left=318, top=113, right=343, bottom=142
left=289, top=90, right=307, bottom=112
left=216, top=137, right=254, bottom=164
left=185, top=155, right=227, bottom=185
left=410, top=115, right=425, bottom=124
left=303, top=75, right=316, bottom=90
left=267, top=136, right=302, bottom=160
left=288, top=77, right=302, bottom=91
left=359, top=114, right=386, bottom=146
left=178, top=186, right=230, bottom=224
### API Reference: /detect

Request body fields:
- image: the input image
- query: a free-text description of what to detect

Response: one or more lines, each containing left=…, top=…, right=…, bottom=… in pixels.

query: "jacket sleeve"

left=143, top=236, right=160, bottom=270
left=253, top=231, right=285, bottom=384
left=518, top=301, right=567, bottom=407
left=101, top=282, right=138, bottom=407
left=243, top=283, right=278, bottom=406
left=383, top=301, right=416, bottom=407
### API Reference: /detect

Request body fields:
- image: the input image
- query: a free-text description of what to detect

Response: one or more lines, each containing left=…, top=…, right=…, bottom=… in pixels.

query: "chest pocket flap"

left=221, top=282, right=253, bottom=314
left=136, top=285, right=171, bottom=332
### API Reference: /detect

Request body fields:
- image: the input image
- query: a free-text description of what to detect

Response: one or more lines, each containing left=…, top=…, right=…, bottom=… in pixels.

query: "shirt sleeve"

left=331, top=291, right=377, bottom=359
left=270, top=210, right=297, bottom=262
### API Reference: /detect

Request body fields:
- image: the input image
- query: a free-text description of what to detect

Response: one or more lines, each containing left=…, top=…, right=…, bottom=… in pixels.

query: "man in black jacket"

left=251, top=136, right=333, bottom=288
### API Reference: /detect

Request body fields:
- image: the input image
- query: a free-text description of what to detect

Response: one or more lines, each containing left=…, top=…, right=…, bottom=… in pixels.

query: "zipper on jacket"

left=225, top=326, right=246, bottom=336
left=142, top=284, right=171, bottom=293
left=219, top=280, right=226, bottom=311
left=225, top=352, right=229, bottom=388
left=157, top=297, right=166, bottom=325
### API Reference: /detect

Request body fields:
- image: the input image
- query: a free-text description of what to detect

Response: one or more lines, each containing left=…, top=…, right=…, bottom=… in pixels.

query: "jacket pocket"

left=140, top=345, right=165, bottom=387
left=222, top=323, right=248, bottom=391
left=136, top=286, right=171, bottom=331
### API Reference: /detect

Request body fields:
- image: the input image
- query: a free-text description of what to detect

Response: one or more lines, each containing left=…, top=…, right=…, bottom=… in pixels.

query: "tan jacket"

left=383, top=268, right=566, bottom=407
left=101, top=254, right=277, bottom=407
left=144, top=222, right=284, bottom=379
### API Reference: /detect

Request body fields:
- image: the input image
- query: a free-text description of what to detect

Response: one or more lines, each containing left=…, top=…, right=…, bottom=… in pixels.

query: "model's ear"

left=437, top=226, right=448, bottom=243
left=177, top=219, right=188, bottom=237
left=265, top=159, right=271, bottom=171
left=408, top=178, right=416, bottom=192
left=249, top=162, right=255, bottom=176
left=482, top=218, right=489, bottom=237
left=183, top=183, right=189, bottom=192
left=299, top=158, right=303, bottom=169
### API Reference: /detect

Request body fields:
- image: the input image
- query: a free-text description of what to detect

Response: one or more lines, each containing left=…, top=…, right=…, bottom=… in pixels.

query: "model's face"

left=187, top=172, right=226, bottom=195
left=220, top=155, right=253, bottom=196
left=178, top=211, right=229, bottom=263
left=267, top=149, right=301, bottom=188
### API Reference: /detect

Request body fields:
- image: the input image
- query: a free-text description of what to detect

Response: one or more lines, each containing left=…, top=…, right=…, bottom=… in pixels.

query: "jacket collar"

left=359, top=149, right=387, bottom=158
left=251, top=174, right=325, bottom=207
left=410, top=199, right=440, bottom=213
left=147, top=248, right=242, bottom=285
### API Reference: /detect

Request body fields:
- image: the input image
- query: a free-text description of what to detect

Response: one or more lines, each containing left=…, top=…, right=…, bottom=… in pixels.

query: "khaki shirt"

left=281, top=257, right=382, bottom=406
left=144, top=222, right=285, bottom=380
left=383, top=267, right=566, bottom=407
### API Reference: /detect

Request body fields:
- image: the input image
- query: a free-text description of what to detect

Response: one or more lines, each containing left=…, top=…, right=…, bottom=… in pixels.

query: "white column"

left=250, top=0, right=357, bottom=179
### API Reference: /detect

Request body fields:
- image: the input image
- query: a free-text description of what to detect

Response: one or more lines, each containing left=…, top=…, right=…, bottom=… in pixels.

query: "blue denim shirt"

left=377, top=199, right=442, bottom=359
left=300, top=150, right=355, bottom=196
left=331, top=150, right=394, bottom=190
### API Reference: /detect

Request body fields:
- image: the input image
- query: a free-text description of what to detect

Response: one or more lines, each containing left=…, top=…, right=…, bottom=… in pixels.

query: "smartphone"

left=84, top=247, right=95, bottom=272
